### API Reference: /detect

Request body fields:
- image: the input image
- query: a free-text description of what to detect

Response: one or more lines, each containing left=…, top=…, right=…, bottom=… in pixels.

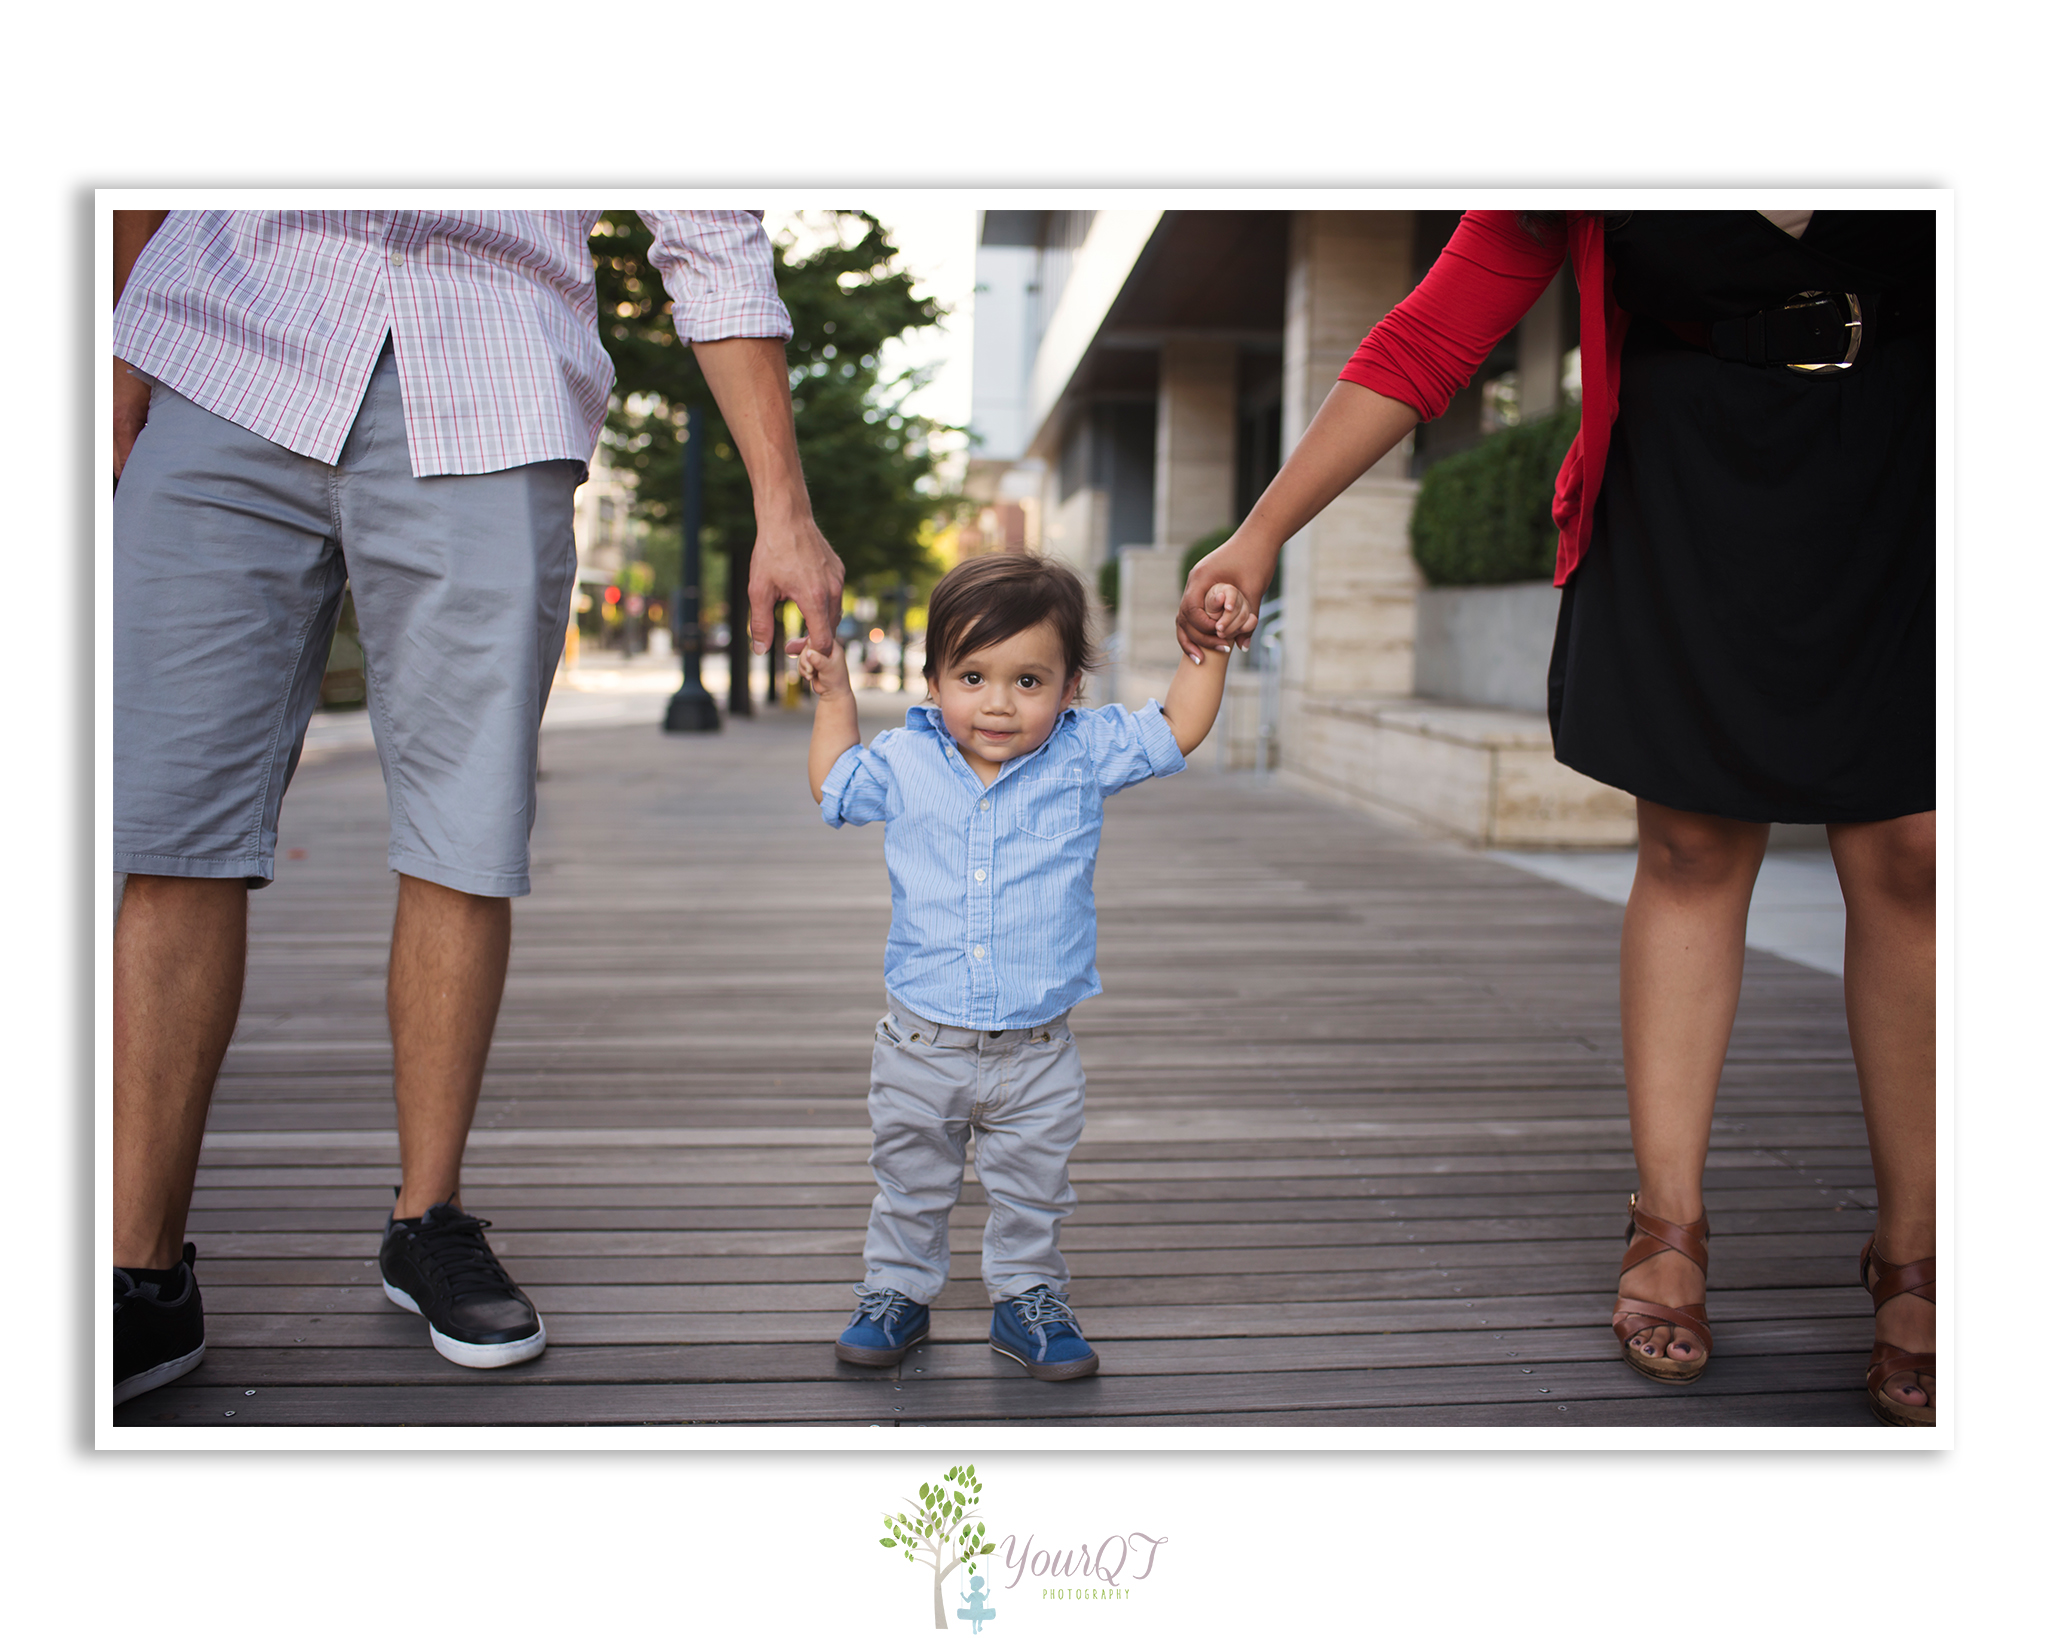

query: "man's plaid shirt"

left=113, top=210, right=792, bottom=476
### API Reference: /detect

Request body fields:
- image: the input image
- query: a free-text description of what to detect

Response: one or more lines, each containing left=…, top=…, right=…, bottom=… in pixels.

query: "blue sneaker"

left=990, top=1286, right=1099, bottom=1381
left=835, top=1284, right=930, bottom=1367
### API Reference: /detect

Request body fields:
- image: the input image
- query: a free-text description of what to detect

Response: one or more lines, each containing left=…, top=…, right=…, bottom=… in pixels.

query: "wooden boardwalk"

left=116, top=701, right=1883, bottom=1429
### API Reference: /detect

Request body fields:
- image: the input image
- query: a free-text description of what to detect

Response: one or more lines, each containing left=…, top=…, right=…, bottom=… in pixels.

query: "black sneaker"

left=114, top=1243, right=205, bottom=1406
left=379, top=1201, right=547, bottom=1368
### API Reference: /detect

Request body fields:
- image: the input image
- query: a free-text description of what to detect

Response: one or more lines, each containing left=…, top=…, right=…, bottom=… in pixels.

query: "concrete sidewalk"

left=298, top=650, right=919, bottom=767
left=1493, top=845, right=1849, bottom=977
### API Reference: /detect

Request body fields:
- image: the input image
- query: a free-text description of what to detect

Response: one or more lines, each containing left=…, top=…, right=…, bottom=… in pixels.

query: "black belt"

left=1711, top=291, right=1863, bottom=370
left=1661, top=286, right=1929, bottom=374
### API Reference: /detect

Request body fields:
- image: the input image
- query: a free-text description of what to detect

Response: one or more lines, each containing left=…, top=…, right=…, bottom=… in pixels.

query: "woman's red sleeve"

left=1338, top=212, right=1567, bottom=419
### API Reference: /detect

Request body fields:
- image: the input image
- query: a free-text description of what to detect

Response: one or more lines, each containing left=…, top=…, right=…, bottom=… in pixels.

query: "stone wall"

left=1412, top=582, right=1561, bottom=714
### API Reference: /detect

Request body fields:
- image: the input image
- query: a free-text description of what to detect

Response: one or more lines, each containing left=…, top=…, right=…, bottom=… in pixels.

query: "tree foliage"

left=591, top=210, right=958, bottom=601
left=880, top=1464, right=992, bottom=1629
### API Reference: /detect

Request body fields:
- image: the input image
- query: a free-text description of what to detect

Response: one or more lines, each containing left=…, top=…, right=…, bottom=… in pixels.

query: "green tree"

left=591, top=210, right=958, bottom=620
left=881, top=1464, right=994, bottom=1630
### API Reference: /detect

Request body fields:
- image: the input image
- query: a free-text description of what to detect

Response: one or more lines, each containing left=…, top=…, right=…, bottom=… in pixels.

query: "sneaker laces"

left=851, top=1285, right=916, bottom=1326
left=398, top=1211, right=519, bottom=1303
left=1008, top=1287, right=1082, bottom=1337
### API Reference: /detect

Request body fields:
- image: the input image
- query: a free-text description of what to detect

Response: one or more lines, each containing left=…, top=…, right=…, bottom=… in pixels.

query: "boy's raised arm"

left=797, top=641, right=862, bottom=802
left=1159, top=584, right=1240, bottom=755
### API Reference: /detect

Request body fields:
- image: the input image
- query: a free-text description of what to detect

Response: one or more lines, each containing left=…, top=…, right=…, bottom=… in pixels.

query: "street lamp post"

left=663, top=401, right=720, bottom=734
left=896, top=579, right=911, bottom=695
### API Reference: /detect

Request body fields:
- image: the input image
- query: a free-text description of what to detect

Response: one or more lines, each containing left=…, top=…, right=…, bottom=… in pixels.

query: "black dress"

left=1547, top=211, right=1935, bottom=824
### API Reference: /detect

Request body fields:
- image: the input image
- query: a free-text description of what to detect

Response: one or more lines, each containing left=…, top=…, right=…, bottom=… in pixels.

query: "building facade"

left=964, top=208, right=1630, bottom=845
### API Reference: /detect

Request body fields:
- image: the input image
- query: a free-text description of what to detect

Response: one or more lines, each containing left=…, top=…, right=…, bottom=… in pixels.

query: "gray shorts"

left=862, top=995, right=1087, bottom=1305
left=113, top=345, right=582, bottom=897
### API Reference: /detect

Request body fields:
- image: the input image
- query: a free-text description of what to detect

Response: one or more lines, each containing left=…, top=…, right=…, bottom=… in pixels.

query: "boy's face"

left=928, top=619, right=1080, bottom=780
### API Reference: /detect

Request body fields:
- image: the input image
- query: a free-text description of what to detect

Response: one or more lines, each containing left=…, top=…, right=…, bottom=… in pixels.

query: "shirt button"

left=390, top=252, right=407, bottom=267
left=973, top=946, right=985, bottom=960
left=975, top=869, right=986, bottom=882
left=980, top=799, right=990, bottom=811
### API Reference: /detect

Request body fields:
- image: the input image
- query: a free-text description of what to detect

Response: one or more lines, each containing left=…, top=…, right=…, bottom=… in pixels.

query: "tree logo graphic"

left=880, top=1464, right=994, bottom=1630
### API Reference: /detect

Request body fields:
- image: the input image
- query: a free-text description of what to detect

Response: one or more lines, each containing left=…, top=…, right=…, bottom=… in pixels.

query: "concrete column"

left=1113, top=545, right=1184, bottom=708
left=1278, top=210, right=1421, bottom=701
left=1153, top=336, right=1237, bottom=555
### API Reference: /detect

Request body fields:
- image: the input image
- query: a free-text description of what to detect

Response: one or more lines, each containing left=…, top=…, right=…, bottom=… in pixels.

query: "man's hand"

left=113, top=360, right=150, bottom=478
left=690, top=336, right=846, bottom=656
left=750, top=513, right=844, bottom=661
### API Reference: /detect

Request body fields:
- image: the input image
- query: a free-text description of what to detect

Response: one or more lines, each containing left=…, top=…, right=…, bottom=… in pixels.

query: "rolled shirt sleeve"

left=819, top=740, right=894, bottom=828
left=638, top=210, right=795, bottom=345
left=1070, top=700, right=1186, bottom=796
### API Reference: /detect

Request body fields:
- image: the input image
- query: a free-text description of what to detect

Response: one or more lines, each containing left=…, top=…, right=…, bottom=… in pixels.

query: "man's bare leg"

left=113, top=876, right=248, bottom=1270
left=387, top=874, right=511, bottom=1218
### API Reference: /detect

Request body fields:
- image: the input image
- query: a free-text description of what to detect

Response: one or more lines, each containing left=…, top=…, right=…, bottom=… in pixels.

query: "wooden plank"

left=115, top=1352, right=1878, bottom=1427
left=132, top=717, right=1884, bottom=1430
left=172, top=1317, right=1871, bottom=1392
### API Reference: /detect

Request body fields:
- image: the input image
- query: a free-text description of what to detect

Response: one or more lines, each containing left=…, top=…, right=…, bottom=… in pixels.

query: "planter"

left=1412, top=581, right=1559, bottom=714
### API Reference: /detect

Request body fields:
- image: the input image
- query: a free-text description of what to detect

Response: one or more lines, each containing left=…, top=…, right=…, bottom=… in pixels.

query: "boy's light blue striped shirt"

left=820, top=700, right=1186, bottom=1029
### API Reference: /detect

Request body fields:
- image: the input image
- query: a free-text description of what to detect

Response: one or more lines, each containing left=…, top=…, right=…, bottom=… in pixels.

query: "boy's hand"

left=797, top=640, right=852, bottom=698
left=1194, top=581, right=1256, bottom=660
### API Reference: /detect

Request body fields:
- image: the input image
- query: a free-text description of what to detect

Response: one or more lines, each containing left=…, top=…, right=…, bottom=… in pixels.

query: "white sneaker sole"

left=382, top=1280, right=547, bottom=1368
left=114, top=1340, right=206, bottom=1406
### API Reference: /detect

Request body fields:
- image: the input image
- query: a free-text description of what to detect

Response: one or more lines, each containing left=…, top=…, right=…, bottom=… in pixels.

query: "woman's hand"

left=1177, top=534, right=1278, bottom=659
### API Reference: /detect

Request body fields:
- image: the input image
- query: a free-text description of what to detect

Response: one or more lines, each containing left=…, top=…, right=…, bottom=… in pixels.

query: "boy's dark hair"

left=922, top=551, right=1101, bottom=686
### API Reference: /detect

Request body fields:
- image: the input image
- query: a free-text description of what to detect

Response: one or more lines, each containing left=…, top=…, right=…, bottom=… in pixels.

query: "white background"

left=12, top=3, right=2039, bottom=1632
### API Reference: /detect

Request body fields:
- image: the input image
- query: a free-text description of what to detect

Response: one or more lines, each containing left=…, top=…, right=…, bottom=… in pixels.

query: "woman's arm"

left=1176, top=384, right=1419, bottom=657
left=1178, top=211, right=1567, bottom=656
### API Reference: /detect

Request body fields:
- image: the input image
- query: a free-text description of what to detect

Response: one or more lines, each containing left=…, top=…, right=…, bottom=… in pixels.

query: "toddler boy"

left=797, top=552, right=1239, bottom=1379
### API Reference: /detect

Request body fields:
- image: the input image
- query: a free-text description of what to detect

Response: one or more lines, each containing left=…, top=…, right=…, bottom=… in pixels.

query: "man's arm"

left=636, top=210, right=844, bottom=658
left=796, top=640, right=861, bottom=802
left=692, top=336, right=844, bottom=658
left=112, top=210, right=168, bottom=477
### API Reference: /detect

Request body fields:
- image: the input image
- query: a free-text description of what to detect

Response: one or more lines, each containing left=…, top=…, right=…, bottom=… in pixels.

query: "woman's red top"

left=1337, top=210, right=1625, bottom=587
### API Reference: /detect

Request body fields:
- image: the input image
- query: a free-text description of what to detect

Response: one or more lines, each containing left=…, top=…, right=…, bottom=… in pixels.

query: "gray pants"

left=113, top=343, right=582, bottom=897
left=864, top=996, right=1087, bottom=1304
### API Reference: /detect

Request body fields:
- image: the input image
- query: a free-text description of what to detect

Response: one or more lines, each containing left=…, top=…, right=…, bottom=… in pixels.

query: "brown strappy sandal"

left=1860, top=1236, right=1935, bottom=1428
left=1612, top=1193, right=1713, bottom=1383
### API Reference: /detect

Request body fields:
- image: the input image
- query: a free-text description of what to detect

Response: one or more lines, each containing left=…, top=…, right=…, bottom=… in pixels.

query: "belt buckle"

left=1784, top=290, right=1862, bottom=373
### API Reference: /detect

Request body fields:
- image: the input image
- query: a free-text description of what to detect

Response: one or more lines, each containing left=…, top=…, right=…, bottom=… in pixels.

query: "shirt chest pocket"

left=1015, top=770, right=1086, bottom=840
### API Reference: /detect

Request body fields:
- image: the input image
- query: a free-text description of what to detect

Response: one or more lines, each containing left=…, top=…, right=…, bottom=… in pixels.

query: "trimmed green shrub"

left=1097, top=555, right=1120, bottom=614
left=1409, top=407, right=1581, bottom=587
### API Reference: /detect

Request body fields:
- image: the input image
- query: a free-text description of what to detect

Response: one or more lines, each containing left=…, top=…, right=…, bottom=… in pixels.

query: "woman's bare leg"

left=1828, top=810, right=1936, bottom=1410
left=1616, top=799, right=1771, bottom=1364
